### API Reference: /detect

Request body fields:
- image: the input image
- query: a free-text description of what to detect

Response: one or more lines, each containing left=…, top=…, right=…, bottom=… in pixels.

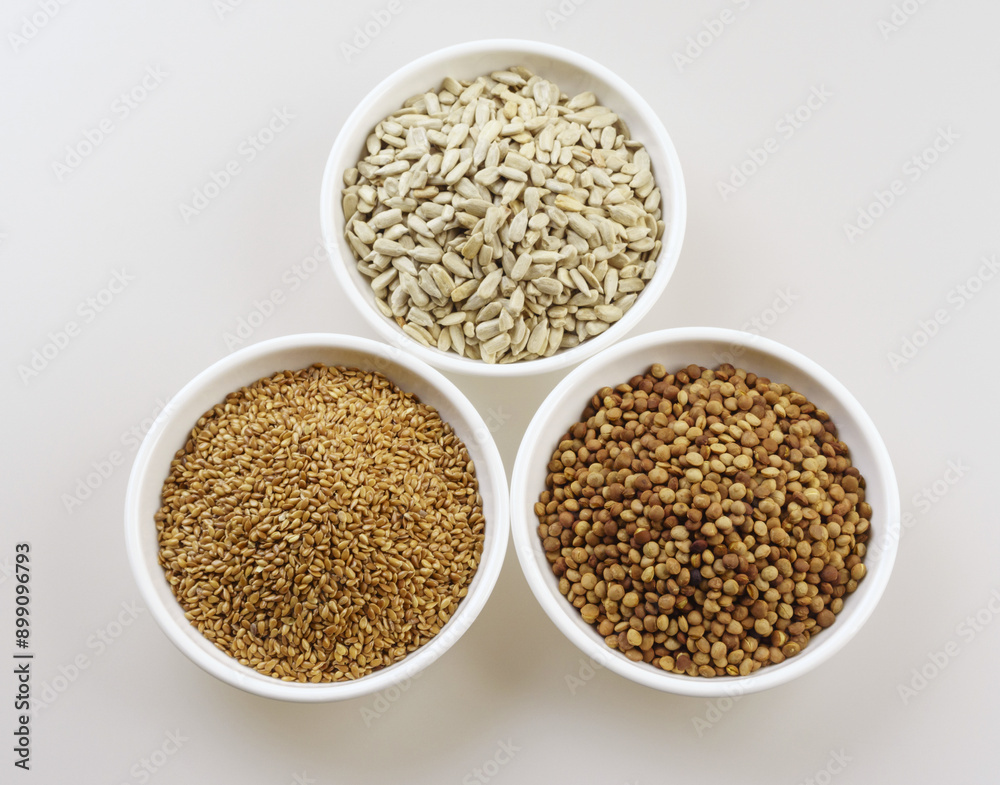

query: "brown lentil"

left=534, top=363, right=871, bottom=677
left=156, top=364, right=484, bottom=682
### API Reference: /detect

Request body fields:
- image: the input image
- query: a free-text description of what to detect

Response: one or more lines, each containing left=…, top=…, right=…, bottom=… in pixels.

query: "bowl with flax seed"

left=126, top=334, right=508, bottom=701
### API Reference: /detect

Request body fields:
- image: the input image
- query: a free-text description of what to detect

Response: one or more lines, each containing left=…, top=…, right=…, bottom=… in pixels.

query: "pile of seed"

left=342, top=66, right=664, bottom=364
left=156, top=364, right=485, bottom=682
left=535, top=363, right=871, bottom=677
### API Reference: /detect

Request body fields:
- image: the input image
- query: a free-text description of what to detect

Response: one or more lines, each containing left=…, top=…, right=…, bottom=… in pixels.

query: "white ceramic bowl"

left=125, top=334, right=509, bottom=701
left=320, top=39, right=686, bottom=377
left=511, top=327, right=900, bottom=697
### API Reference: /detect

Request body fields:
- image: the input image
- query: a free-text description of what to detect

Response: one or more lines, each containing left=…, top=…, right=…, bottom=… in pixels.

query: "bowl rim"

left=510, top=326, right=900, bottom=697
left=320, top=37, right=687, bottom=378
left=124, top=333, right=509, bottom=702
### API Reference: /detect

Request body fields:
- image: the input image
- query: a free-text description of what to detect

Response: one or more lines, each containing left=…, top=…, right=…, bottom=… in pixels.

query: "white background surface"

left=2, top=2, right=998, bottom=783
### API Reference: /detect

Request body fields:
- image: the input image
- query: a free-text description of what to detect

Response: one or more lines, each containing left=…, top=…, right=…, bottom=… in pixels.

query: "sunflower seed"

left=534, top=277, right=563, bottom=296
left=343, top=66, right=665, bottom=364
left=595, top=304, right=623, bottom=322
left=369, top=209, right=403, bottom=230
left=481, top=332, right=511, bottom=356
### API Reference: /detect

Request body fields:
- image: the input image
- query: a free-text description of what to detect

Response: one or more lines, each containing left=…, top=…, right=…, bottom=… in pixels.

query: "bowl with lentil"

left=510, top=327, right=899, bottom=696
left=125, top=333, right=508, bottom=701
left=320, top=39, right=686, bottom=376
